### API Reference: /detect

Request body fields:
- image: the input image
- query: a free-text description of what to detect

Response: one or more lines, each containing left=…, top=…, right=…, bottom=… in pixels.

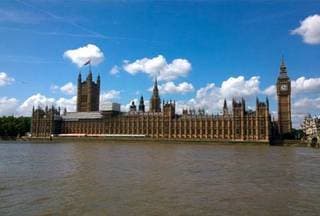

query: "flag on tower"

left=83, top=59, right=91, bottom=66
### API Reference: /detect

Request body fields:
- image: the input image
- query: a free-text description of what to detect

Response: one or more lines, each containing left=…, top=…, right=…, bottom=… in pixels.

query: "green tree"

left=0, top=116, right=31, bottom=138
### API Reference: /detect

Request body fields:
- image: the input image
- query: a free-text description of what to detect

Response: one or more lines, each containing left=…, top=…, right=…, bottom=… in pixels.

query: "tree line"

left=0, top=116, right=31, bottom=138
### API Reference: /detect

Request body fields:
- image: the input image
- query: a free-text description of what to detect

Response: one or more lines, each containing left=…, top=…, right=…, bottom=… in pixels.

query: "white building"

left=301, top=114, right=320, bottom=142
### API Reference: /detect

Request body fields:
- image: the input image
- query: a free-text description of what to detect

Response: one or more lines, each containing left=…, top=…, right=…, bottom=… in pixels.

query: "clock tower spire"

left=276, top=56, right=292, bottom=135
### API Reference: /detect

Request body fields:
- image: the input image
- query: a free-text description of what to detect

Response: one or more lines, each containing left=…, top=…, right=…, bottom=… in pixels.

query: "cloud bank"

left=109, top=65, right=120, bottom=75
left=0, top=97, right=19, bottom=116
left=100, top=90, right=120, bottom=103
left=60, top=82, right=76, bottom=95
left=123, top=55, right=191, bottom=81
left=0, top=72, right=15, bottom=86
left=155, top=82, right=194, bottom=94
left=63, top=44, right=104, bottom=67
left=291, top=14, right=320, bottom=44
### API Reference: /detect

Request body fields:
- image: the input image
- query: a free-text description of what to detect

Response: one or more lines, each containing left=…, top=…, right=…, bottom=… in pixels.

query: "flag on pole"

left=83, top=59, right=91, bottom=66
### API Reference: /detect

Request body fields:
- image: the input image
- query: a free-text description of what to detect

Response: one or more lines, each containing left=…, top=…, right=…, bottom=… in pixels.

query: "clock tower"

left=276, top=57, right=292, bottom=135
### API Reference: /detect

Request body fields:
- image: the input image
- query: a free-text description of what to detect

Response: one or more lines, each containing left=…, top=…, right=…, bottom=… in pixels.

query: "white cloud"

left=0, top=97, right=19, bottom=116
left=263, top=85, right=276, bottom=96
left=154, top=81, right=194, bottom=94
left=177, top=76, right=263, bottom=114
left=50, top=84, right=59, bottom=92
left=60, top=82, right=76, bottom=95
left=123, top=55, right=191, bottom=81
left=291, top=14, right=320, bottom=44
left=56, top=96, right=77, bottom=112
left=3, top=88, right=121, bottom=116
left=0, top=72, right=15, bottom=86
left=63, top=44, right=104, bottom=67
left=51, top=82, right=76, bottom=95
left=292, top=76, right=320, bottom=94
left=17, top=93, right=76, bottom=116
left=17, top=93, right=55, bottom=116
left=187, top=83, right=224, bottom=113
left=293, top=97, right=320, bottom=111
left=100, top=90, right=121, bottom=107
left=220, top=76, right=260, bottom=98
left=110, top=65, right=120, bottom=75
left=292, top=97, right=320, bottom=128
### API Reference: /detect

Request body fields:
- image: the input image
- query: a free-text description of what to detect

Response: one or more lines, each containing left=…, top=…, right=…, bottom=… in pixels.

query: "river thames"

left=0, top=142, right=320, bottom=215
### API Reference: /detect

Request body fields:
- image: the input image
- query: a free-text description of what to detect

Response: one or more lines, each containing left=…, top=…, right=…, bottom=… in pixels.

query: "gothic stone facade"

left=31, top=60, right=298, bottom=142
left=276, top=58, right=292, bottom=135
left=31, top=98, right=271, bottom=141
left=77, top=71, right=100, bottom=112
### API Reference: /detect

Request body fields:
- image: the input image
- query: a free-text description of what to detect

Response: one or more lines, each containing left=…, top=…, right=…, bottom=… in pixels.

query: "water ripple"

left=0, top=142, right=320, bottom=215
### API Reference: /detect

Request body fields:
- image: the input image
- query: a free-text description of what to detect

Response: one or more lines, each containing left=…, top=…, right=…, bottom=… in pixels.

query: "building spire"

left=78, top=72, right=82, bottom=87
left=150, top=76, right=161, bottom=112
left=279, top=55, right=288, bottom=78
left=281, top=55, right=285, bottom=66
left=97, top=73, right=100, bottom=87
left=223, top=98, right=228, bottom=115
left=139, top=95, right=145, bottom=112
left=154, top=76, right=158, bottom=89
left=87, top=70, right=92, bottom=81
left=153, top=76, right=159, bottom=96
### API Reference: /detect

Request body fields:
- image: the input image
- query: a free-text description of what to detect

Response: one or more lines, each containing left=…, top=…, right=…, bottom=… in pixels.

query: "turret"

left=78, top=72, right=82, bottom=83
left=87, top=66, right=93, bottom=81
left=76, top=69, right=100, bottom=112
left=241, top=97, right=246, bottom=110
left=97, top=73, right=100, bottom=88
left=129, top=101, right=137, bottom=112
left=87, top=70, right=93, bottom=111
left=138, top=95, right=145, bottom=112
left=150, top=76, right=161, bottom=112
left=77, top=72, right=82, bottom=112
left=223, top=98, right=228, bottom=115
left=163, top=99, right=175, bottom=118
left=232, top=98, right=245, bottom=117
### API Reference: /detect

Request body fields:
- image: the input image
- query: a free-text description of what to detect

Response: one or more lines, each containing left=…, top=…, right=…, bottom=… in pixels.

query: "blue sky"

left=0, top=0, right=320, bottom=127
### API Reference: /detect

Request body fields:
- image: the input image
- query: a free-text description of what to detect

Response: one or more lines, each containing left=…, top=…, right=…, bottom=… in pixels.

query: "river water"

left=0, top=142, right=320, bottom=216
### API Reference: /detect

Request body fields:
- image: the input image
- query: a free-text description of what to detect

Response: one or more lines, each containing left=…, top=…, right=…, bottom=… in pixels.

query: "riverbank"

left=2, top=136, right=310, bottom=147
left=22, top=136, right=293, bottom=146
left=270, top=139, right=309, bottom=147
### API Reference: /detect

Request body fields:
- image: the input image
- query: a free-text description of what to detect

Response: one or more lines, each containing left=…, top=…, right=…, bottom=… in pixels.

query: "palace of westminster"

left=31, top=59, right=292, bottom=142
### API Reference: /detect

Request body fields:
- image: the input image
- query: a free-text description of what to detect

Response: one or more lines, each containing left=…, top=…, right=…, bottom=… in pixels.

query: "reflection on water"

left=1, top=142, right=320, bottom=215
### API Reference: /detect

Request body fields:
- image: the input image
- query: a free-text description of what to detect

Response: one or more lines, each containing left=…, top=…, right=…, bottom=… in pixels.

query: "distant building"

left=31, top=59, right=294, bottom=142
left=101, top=102, right=121, bottom=112
left=301, top=114, right=320, bottom=140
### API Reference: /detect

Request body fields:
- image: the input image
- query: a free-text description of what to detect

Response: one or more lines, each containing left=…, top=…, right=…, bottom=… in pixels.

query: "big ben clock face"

left=280, top=84, right=288, bottom=91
